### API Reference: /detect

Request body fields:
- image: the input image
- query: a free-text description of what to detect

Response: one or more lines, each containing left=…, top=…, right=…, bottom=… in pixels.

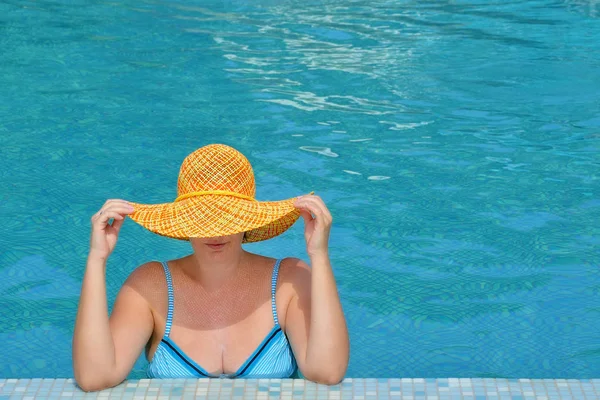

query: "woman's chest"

left=148, top=293, right=290, bottom=375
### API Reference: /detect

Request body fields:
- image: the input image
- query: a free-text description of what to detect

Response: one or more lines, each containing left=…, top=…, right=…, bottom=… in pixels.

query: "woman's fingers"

left=295, top=195, right=332, bottom=225
left=298, top=209, right=314, bottom=224
left=308, top=195, right=332, bottom=222
left=93, top=211, right=125, bottom=227
left=102, top=199, right=134, bottom=208
left=296, top=198, right=319, bottom=216
left=101, top=200, right=134, bottom=212
left=110, top=217, right=125, bottom=233
left=88, top=199, right=133, bottom=260
left=103, top=205, right=135, bottom=214
left=93, top=204, right=134, bottom=220
left=91, top=199, right=135, bottom=233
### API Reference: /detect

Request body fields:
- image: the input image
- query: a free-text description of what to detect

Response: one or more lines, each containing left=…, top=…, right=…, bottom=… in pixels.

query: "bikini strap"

left=271, top=259, right=282, bottom=325
left=160, top=261, right=174, bottom=338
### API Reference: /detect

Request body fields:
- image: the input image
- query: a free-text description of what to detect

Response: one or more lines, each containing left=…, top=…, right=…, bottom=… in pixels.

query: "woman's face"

left=189, top=232, right=245, bottom=254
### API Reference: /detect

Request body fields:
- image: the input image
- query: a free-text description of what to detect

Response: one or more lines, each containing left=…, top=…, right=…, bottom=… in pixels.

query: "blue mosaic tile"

left=0, top=379, right=598, bottom=399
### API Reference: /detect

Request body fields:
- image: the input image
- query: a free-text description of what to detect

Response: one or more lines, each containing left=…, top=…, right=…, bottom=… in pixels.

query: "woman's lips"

left=206, top=243, right=226, bottom=250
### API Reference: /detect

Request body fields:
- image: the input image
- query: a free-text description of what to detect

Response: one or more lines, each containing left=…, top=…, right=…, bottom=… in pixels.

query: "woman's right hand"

left=89, top=199, right=135, bottom=261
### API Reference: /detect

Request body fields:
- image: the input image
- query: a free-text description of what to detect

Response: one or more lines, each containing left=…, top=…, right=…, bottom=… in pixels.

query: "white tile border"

left=0, top=378, right=598, bottom=399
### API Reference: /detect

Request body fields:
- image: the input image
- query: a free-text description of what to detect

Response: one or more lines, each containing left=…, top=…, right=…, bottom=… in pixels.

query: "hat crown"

left=177, top=144, right=256, bottom=198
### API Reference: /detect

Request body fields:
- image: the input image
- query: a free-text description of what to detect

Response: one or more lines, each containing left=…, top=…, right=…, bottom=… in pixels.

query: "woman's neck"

left=182, top=249, right=249, bottom=292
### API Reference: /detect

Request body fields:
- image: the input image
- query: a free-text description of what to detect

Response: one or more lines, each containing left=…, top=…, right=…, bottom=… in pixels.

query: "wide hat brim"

left=128, top=194, right=302, bottom=243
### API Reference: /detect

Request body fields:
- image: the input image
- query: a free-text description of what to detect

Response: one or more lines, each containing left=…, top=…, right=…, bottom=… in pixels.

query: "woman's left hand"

left=294, top=194, right=332, bottom=258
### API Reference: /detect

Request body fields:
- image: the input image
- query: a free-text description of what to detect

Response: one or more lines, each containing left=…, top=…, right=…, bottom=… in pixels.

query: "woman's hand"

left=89, top=199, right=135, bottom=260
left=293, top=195, right=332, bottom=258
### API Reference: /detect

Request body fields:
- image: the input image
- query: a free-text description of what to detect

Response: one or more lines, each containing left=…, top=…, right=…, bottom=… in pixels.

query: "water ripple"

left=299, top=146, right=339, bottom=157
left=2, top=0, right=600, bottom=380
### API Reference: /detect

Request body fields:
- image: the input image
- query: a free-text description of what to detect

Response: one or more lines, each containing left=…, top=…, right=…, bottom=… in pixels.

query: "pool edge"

left=1, top=377, right=599, bottom=399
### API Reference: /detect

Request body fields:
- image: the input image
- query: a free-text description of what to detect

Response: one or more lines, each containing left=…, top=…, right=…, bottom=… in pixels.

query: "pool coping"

left=1, top=378, right=599, bottom=399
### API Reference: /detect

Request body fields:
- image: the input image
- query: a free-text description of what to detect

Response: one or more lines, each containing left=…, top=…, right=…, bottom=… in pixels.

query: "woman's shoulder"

left=122, top=260, right=168, bottom=295
left=245, top=254, right=311, bottom=291
left=278, top=257, right=310, bottom=272
left=277, top=257, right=312, bottom=291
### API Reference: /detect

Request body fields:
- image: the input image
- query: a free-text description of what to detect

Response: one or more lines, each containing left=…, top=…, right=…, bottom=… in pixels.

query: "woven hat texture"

left=128, top=144, right=302, bottom=243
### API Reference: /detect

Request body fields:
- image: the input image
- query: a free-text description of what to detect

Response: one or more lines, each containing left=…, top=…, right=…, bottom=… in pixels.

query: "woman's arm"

left=285, top=195, right=350, bottom=384
left=73, top=257, right=154, bottom=391
left=284, top=257, right=349, bottom=384
left=72, top=199, right=154, bottom=391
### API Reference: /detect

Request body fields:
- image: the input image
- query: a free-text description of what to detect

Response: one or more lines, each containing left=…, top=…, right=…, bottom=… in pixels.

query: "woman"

left=72, top=144, right=349, bottom=391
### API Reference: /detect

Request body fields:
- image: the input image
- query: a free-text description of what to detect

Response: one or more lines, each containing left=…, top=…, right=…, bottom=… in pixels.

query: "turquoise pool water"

left=1, top=0, right=599, bottom=379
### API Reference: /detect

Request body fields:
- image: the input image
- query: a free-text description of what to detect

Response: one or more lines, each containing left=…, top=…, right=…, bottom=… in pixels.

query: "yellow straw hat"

left=128, top=144, right=304, bottom=243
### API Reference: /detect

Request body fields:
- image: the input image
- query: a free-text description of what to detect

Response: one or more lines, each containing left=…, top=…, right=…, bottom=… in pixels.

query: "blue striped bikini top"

left=147, top=259, right=298, bottom=379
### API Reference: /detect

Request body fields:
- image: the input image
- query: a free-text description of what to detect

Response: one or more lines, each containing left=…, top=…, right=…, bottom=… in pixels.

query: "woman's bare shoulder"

left=278, top=257, right=312, bottom=291
left=122, top=260, right=167, bottom=297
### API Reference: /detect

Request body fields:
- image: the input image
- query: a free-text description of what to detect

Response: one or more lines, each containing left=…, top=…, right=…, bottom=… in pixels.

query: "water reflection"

left=2, top=0, right=600, bottom=379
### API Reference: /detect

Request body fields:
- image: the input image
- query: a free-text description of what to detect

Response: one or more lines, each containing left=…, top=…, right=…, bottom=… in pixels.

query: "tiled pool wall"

left=0, top=378, right=598, bottom=399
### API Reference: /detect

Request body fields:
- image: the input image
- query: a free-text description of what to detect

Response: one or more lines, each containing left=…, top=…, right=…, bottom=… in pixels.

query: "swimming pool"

left=0, top=0, right=599, bottom=380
